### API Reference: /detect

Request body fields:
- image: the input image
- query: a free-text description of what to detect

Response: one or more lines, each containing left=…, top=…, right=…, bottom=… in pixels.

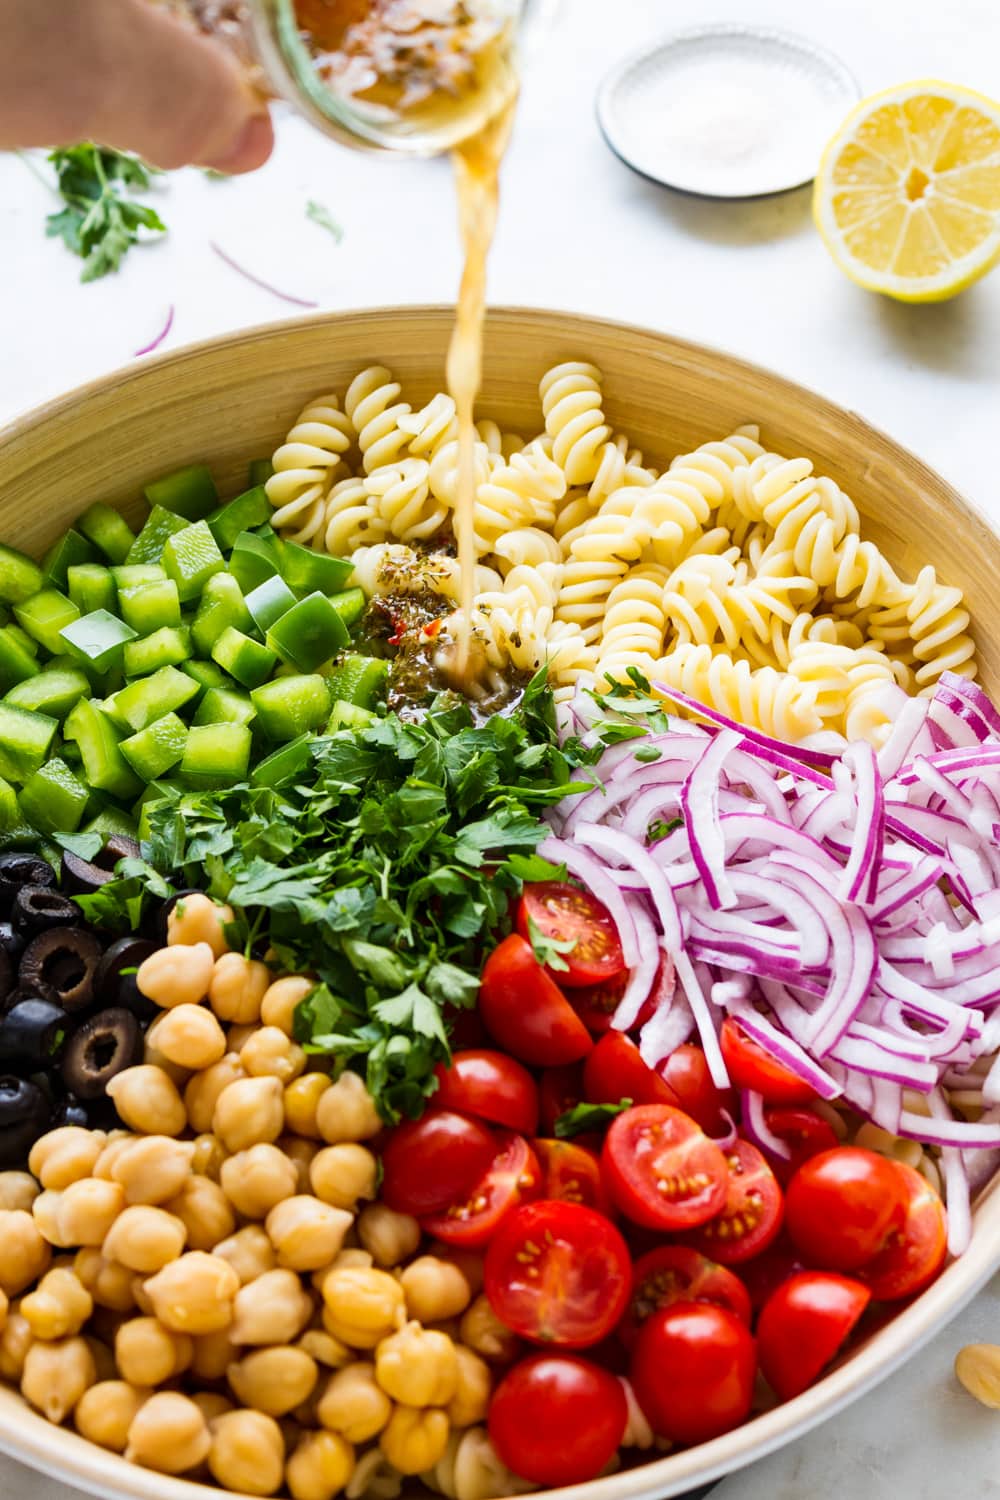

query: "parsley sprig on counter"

left=76, top=674, right=583, bottom=1121
left=45, top=146, right=166, bottom=282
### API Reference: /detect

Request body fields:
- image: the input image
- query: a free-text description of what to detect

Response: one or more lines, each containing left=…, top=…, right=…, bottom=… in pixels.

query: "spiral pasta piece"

left=539, top=361, right=612, bottom=486
left=365, top=458, right=448, bottom=542
left=423, top=1428, right=532, bottom=1500
left=344, top=366, right=413, bottom=473
left=266, top=394, right=353, bottom=544
left=598, top=564, right=670, bottom=682
left=321, top=474, right=388, bottom=555
left=656, top=642, right=824, bottom=740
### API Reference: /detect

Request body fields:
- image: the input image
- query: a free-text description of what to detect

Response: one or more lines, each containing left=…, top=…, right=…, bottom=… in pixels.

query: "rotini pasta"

left=265, top=394, right=353, bottom=544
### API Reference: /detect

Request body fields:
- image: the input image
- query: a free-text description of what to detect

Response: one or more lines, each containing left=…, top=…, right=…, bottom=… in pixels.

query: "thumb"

left=1, top=0, right=274, bottom=174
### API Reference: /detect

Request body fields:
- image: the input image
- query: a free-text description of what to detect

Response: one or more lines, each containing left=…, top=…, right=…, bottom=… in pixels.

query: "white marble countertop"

left=3, top=0, right=1000, bottom=1495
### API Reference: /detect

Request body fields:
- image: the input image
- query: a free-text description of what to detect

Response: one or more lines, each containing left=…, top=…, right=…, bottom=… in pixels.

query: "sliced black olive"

left=116, top=971, right=158, bottom=1025
left=0, top=1077, right=51, bottom=1169
left=2, top=981, right=60, bottom=1013
left=50, top=1095, right=89, bottom=1129
left=12, top=886, right=79, bottom=937
left=0, top=922, right=25, bottom=964
left=61, top=1007, right=141, bottom=1100
left=95, top=934, right=157, bottom=1005
left=20, top=926, right=103, bottom=1013
left=0, top=998, right=70, bottom=1065
left=0, top=946, right=13, bottom=1009
left=61, top=835, right=141, bottom=897
left=0, top=853, right=54, bottom=917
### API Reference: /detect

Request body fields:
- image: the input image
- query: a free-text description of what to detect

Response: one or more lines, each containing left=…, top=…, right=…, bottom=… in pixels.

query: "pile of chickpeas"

left=0, top=893, right=530, bottom=1500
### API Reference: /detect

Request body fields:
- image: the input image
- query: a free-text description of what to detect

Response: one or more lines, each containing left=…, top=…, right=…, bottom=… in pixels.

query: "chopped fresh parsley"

left=45, top=146, right=166, bottom=282
left=306, top=199, right=345, bottom=243
left=554, top=1098, right=633, bottom=1139
left=526, top=913, right=576, bottom=973
left=648, top=816, right=683, bottom=842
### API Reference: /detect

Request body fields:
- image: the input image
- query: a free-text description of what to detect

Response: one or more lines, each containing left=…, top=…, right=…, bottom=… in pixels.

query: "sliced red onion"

left=706, top=1108, right=738, bottom=1149
left=937, top=672, right=1000, bottom=737
left=609, top=900, right=661, bottom=1033
left=897, top=1110, right=1000, bottom=1149
left=134, top=303, right=175, bottom=357
left=741, top=1089, right=792, bottom=1159
left=829, top=1035, right=937, bottom=1091
left=720, top=812, right=840, bottom=872
left=574, top=823, right=683, bottom=952
left=928, top=1088, right=971, bottom=1254
left=651, top=683, right=839, bottom=767
left=681, top=731, right=742, bottom=910
left=210, top=243, right=319, bottom=306
left=636, top=981, right=693, bottom=1059
left=538, top=836, right=641, bottom=967
left=877, top=696, right=931, bottom=778
left=673, top=950, right=730, bottom=1089
left=838, top=742, right=884, bottom=905
left=727, top=1005, right=841, bottom=1100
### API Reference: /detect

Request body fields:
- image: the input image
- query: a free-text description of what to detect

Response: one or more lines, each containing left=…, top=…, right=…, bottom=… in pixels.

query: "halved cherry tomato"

left=484, top=1199, right=632, bottom=1348
left=539, top=1064, right=584, bottom=1135
left=571, top=956, right=675, bottom=1035
left=719, top=1018, right=818, bottom=1105
left=584, top=1031, right=677, bottom=1108
left=784, top=1147, right=909, bottom=1272
left=443, top=1004, right=487, bottom=1049
left=687, top=1140, right=784, bottom=1265
left=617, top=1246, right=752, bottom=1350
left=489, top=1354, right=628, bottom=1486
left=421, top=1131, right=541, bottom=1250
left=479, top=935, right=593, bottom=1067
left=757, top=1270, right=870, bottom=1399
left=738, top=1234, right=803, bottom=1314
left=601, top=1104, right=728, bottom=1231
left=534, top=1138, right=613, bottom=1215
left=516, top=882, right=626, bottom=988
left=762, top=1108, right=840, bottom=1185
left=630, top=1303, right=757, bottom=1446
left=380, top=1110, right=496, bottom=1217
left=856, top=1162, right=947, bottom=1301
left=433, top=1050, right=540, bottom=1136
left=660, top=1042, right=737, bottom=1134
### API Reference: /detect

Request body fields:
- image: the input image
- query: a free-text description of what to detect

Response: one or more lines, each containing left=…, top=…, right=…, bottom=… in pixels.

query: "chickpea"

left=21, top=1335, right=95, bottom=1423
left=29, top=1127, right=105, bottom=1191
left=0, top=1209, right=51, bottom=1293
left=191, top=1132, right=227, bottom=1180
left=284, top=1073, right=332, bottom=1140
left=210, top=952, right=271, bottom=1025
left=115, top=1315, right=192, bottom=1384
left=279, top=1134, right=318, bottom=1194
left=206, top=1409, right=285, bottom=1496
left=214, top=1076, right=285, bottom=1153
left=447, top=1347, right=491, bottom=1428
left=192, top=1391, right=234, bottom=1424
left=399, top=1258, right=472, bottom=1325
left=357, top=1205, right=421, bottom=1269
left=261, top=975, right=314, bottom=1037
left=143, top=1031, right=191, bottom=1090
left=165, top=1175, right=236, bottom=1251
left=31, top=1190, right=68, bottom=1247
left=131, top=1275, right=154, bottom=1315
left=322, top=1268, right=406, bottom=1350
left=94, top=1135, right=136, bottom=1180
left=428, top=1245, right=486, bottom=1300
left=227, top=1022, right=260, bottom=1053
left=375, top=1323, right=457, bottom=1408
left=227, top=1345, right=319, bottom=1416
left=75, top=1380, right=149, bottom=1451
left=213, top=1225, right=276, bottom=1286
left=458, top=1296, right=520, bottom=1365
left=379, top=1405, right=449, bottom=1475
left=56, top=1178, right=126, bottom=1247
left=0, top=1286, right=8, bottom=1333
left=0, top=1171, right=39, bottom=1213
left=21, top=1268, right=93, bottom=1340
left=317, top=1361, right=392, bottom=1443
left=137, top=941, right=216, bottom=1009
left=287, top=1430, right=356, bottom=1500
left=107, top=1065, right=187, bottom=1137
left=103, top=1205, right=187, bottom=1274
left=84, top=1333, right=117, bottom=1382
left=220, top=1143, right=299, bottom=1219
left=186, top=1053, right=246, bottom=1135
left=316, top=1072, right=381, bottom=1145
left=267, top=1197, right=353, bottom=1273
left=315, top=1250, right=373, bottom=1292
left=168, top=892, right=234, bottom=955
left=126, top=1391, right=211, bottom=1473
left=191, top=1327, right=239, bottom=1381
left=298, top=1328, right=352, bottom=1370
left=156, top=1004, right=228, bottom=1072
left=144, top=1252, right=240, bottom=1335
left=0, top=1309, right=32, bottom=1380
left=73, top=1249, right=134, bottom=1312
left=241, top=1027, right=306, bottom=1084
left=231, top=1269, right=313, bottom=1346
left=309, top=1145, right=377, bottom=1214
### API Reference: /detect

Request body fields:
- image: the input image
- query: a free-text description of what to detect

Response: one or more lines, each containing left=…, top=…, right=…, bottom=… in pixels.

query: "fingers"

left=0, top=0, right=274, bottom=173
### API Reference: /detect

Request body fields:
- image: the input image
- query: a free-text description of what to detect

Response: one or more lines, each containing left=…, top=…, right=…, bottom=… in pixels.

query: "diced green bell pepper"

left=0, top=704, right=59, bottom=784
left=180, top=660, right=228, bottom=700
left=266, top=592, right=349, bottom=672
left=181, top=723, right=251, bottom=788
left=43, top=530, right=98, bottom=589
left=248, top=459, right=274, bottom=488
left=0, top=776, right=20, bottom=832
left=19, top=758, right=89, bottom=834
left=277, top=539, right=354, bottom=596
left=162, top=521, right=225, bottom=603
left=67, top=564, right=116, bottom=615
left=120, top=713, right=188, bottom=780
left=228, top=531, right=283, bottom=595
left=190, top=573, right=252, bottom=657
left=324, top=654, right=389, bottom=710
left=122, top=626, right=191, bottom=678
left=112, top=564, right=167, bottom=591
left=250, top=733, right=315, bottom=788
left=14, top=590, right=80, bottom=656
left=75, top=503, right=137, bottom=565
left=118, top=579, right=181, bottom=634
left=84, top=805, right=137, bottom=839
left=207, top=486, right=272, bottom=552
left=63, top=698, right=142, bottom=799
left=60, top=610, right=138, bottom=674
left=5, top=665, right=90, bottom=720
left=0, top=545, right=45, bottom=606
left=327, top=588, right=366, bottom=630
left=0, top=629, right=41, bottom=693
left=106, top=664, right=200, bottom=733
left=327, top=700, right=377, bottom=733
left=211, top=627, right=277, bottom=690
left=245, top=575, right=297, bottom=634
left=144, top=465, right=218, bottom=521
left=251, top=675, right=330, bottom=740
left=193, top=686, right=257, bottom=727
left=125, top=505, right=189, bottom=565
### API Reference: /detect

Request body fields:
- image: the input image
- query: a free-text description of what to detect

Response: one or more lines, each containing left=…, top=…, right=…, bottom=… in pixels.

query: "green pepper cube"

left=111, top=564, right=167, bottom=592
left=250, top=733, right=314, bottom=788
left=251, top=675, right=330, bottom=741
left=162, top=522, right=224, bottom=603
left=84, top=805, right=137, bottom=839
left=0, top=545, right=45, bottom=606
left=180, top=660, right=228, bottom=700
left=5, top=665, right=90, bottom=721
left=206, top=486, right=272, bottom=553
left=19, top=758, right=90, bottom=835
left=0, top=629, right=41, bottom=694
left=266, top=592, right=349, bottom=672
left=67, top=564, right=116, bottom=616
left=325, top=655, right=389, bottom=711
left=118, top=579, right=181, bottom=635
left=245, top=575, right=297, bottom=633
left=125, top=505, right=190, bottom=566
left=190, top=573, right=251, bottom=657
left=277, top=539, right=354, bottom=596
left=327, top=700, right=377, bottom=733
left=211, top=627, right=277, bottom=690
left=247, top=459, right=274, bottom=488
left=193, top=686, right=257, bottom=727
left=0, top=776, right=20, bottom=832
left=228, top=531, right=283, bottom=596
left=60, top=610, right=138, bottom=674
left=14, top=590, right=80, bottom=656
left=144, top=465, right=218, bottom=522
left=76, top=503, right=137, bottom=565
left=122, top=626, right=191, bottom=678
left=327, top=588, right=366, bottom=631
left=43, top=530, right=98, bottom=589
left=64, top=698, right=142, bottom=799
left=120, top=713, right=188, bottom=781
left=108, top=664, right=200, bottom=733
left=0, top=704, right=59, bottom=784
left=181, top=723, right=251, bottom=788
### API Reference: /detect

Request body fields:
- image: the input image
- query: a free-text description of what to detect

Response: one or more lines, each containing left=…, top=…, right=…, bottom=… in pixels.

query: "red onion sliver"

left=681, top=730, right=742, bottom=911
left=741, top=1089, right=792, bottom=1160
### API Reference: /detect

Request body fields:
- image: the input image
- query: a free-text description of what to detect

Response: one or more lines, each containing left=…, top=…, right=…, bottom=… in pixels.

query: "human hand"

left=1, top=0, right=274, bottom=173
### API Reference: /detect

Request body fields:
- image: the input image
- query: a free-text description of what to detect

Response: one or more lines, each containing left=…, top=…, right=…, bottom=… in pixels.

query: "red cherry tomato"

left=618, top=1246, right=752, bottom=1350
left=380, top=1109, right=496, bottom=1217
left=737, top=1234, right=803, bottom=1314
left=534, top=1138, right=613, bottom=1215
left=630, top=1303, right=757, bottom=1446
left=479, top=935, right=593, bottom=1067
left=660, top=1042, right=737, bottom=1135
left=784, top=1147, right=909, bottom=1272
left=538, top=1063, right=584, bottom=1135
left=856, top=1163, right=948, bottom=1301
left=720, top=1018, right=818, bottom=1105
left=571, top=956, right=675, bottom=1035
left=484, top=1199, right=632, bottom=1349
left=584, top=1031, right=677, bottom=1108
left=601, top=1104, right=728, bottom=1231
left=762, top=1108, right=840, bottom=1185
left=516, top=881, right=625, bottom=988
left=687, top=1140, right=784, bottom=1266
left=432, top=1050, right=540, bottom=1136
left=420, top=1131, right=542, bottom=1250
left=489, top=1354, right=628, bottom=1486
left=757, top=1270, right=870, bottom=1400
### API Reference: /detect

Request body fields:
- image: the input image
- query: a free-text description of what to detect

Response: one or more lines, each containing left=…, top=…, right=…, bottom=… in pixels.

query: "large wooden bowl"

left=2, top=306, right=999, bottom=1500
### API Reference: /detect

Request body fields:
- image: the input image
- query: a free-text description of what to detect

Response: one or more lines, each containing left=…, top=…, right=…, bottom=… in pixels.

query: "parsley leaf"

left=554, top=1098, right=633, bottom=1138
left=46, top=146, right=166, bottom=282
left=649, top=816, right=683, bottom=842
left=526, top=913, right=577, bottom=973
left=306, top=199, right=345, bottom=242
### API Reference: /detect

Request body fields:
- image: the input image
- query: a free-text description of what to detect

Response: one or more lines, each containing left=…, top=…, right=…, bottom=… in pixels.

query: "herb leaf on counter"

left=46, top=146, right=165, bottom=281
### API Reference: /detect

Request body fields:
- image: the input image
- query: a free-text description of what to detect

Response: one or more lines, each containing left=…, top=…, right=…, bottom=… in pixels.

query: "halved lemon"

left=814, top=81, right=1000, bottom=301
